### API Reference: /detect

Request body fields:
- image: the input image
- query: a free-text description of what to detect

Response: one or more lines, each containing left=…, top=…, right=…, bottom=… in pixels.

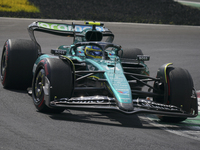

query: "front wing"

left=49, top=95, right=198, bottom=118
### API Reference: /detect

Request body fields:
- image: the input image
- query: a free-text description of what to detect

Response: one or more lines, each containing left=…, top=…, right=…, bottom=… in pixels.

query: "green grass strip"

left=183, top=112, right=200, bottom=126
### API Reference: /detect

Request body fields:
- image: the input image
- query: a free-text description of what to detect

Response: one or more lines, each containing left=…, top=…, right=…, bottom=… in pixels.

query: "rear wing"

left=28, top=21, right=114, bottom=53
left=28, top=21, right=112, bottom=35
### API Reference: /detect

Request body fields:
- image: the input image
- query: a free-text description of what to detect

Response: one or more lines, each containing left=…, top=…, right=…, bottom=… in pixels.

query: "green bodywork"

left=32, top=22, right=149, bottom=111
left=29, top=21, right=198, bottom=117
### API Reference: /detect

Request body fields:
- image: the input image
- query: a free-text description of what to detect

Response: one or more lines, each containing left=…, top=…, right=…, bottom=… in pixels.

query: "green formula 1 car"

left=1, top=21, right=198, bottom=122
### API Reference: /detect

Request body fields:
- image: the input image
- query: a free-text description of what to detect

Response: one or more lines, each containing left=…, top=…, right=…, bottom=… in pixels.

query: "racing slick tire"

left=122, top=48, right=143, bottom=59
left=159, top=67, right=194, bottom=123
left=122, top=48, right=144, bottom=92
left=32, top=58, right=73, bottom=113
left=1, top=39, right=38, bottom=89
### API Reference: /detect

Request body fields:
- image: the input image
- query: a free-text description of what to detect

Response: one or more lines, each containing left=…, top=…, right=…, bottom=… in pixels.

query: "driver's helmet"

left=84, top=46, right=102, bottom=59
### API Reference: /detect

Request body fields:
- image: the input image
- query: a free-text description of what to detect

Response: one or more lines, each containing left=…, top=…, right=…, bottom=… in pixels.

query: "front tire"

left=32, top=58, right=73, bottom=113
left=159, top=67, right=194, bottom=123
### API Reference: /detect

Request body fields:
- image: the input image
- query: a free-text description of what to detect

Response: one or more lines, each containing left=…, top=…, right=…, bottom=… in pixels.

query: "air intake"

left=85, top=31, right=103, bottom=41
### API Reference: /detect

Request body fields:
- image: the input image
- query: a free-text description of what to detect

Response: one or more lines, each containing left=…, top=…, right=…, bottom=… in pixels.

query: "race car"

left=1, top=21, right=198, bottom=122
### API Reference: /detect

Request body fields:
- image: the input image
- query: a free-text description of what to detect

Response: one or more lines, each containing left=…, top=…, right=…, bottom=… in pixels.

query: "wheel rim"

left=34, top=69, right=45, bottom=104
left=1, top=50, right=6, bottom=81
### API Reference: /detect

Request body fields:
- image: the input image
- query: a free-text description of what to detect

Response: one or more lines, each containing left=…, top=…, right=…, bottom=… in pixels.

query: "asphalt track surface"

left=0, top=17, right=200, bottom=150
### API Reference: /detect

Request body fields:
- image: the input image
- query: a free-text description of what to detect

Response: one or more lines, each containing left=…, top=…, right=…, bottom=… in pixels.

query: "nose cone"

left=118, top=102, right=134, bottom=111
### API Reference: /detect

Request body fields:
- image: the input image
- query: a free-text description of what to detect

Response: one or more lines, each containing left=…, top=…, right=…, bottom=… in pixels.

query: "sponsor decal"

left=109, top=53, right=115, bottom=56
left=78, top=51, right=84, bottom=54
left=72, top=100, right=104, bottom=104
left=105, top=66, right=119, bottom=71
left=87, top=64, right=95, bottom=71
left=137, top=55, right=150, bottom=61
left=118, top=91, right=128, bottom=94
left=38, top=22, right=105, bottom=32
left=56, top=96, right=115, bottom=104
left=51, top=49, right=67, bottom=55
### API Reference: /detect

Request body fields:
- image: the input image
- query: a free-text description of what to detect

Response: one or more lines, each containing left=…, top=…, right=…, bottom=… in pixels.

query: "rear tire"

left=159, top=67, right=194, bottom=123
left=122, top=48, right=145, bottom=93
left=122, top=48, right=143, bottom=59
left=1, top=39, right=38, bottom=89
left=32, top=58, right=73, bottom=113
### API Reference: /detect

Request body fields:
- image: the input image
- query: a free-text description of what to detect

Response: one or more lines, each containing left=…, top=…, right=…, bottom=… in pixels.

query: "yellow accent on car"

left=84, top=46, right=102, bottom=59
left=60, top=55, right=76, bottom=78
left=88, top=76, right=99, bottom=79
left=164, top=63, right=173, bottom=83
left=84, top=21, right=103, bottom=26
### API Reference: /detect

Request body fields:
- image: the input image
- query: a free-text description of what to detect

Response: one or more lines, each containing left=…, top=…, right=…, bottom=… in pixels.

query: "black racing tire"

left=122, top=48, right=144, bottom=93
left=159, top=67, right=194, bottom=123
left=32, top=58, right=73, bottom=113
left=1, top=39, right=38, bottom=89
left=122, top=48, right=143, bottom=59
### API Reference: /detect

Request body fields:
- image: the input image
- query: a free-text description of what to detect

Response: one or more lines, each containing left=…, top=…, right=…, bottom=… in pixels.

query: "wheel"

left=159, top=67, right=194, bottom=123
left=122, top=48, right=143, bottom=59
left=122, top=48, right=144, bottom=74
left=1, top=39, right=38, bottom=89
left=122, top=48, right=145, bottom=93
left=32, top=58, right=73, bottom=113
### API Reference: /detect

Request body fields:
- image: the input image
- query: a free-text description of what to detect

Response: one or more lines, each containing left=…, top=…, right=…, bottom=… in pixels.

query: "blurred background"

left=1, top=0, right=200, bottom=25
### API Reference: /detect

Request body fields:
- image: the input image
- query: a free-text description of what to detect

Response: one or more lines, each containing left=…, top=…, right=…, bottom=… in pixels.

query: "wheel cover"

left=34, top=69, right=45, bottom=104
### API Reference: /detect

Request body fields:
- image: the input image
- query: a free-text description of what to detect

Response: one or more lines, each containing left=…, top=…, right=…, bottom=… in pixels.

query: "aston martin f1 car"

left=1, top=21, right=198, bottom=122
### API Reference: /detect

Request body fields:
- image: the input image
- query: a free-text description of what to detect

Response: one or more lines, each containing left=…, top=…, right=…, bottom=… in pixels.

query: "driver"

left=84, top=46, right=103, bottom=59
